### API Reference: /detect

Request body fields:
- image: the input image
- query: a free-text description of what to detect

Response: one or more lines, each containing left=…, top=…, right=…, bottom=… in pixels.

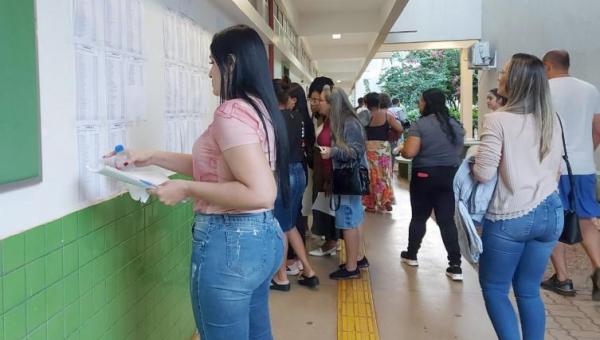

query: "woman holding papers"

left=111, top=25, right=288, bottom=340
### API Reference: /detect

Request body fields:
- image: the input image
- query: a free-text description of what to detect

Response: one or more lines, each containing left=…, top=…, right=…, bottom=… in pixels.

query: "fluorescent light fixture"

left=332, top=33, right=341, bottom=40
left=336, top=80, right=342, bottom=83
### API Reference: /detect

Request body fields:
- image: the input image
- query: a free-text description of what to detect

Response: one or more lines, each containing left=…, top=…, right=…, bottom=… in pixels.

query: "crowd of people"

left=110, top=24, right=600, bottom=340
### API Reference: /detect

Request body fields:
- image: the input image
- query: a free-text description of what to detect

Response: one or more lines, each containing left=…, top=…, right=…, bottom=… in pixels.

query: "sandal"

left=298, top=274, right=320, bottom=288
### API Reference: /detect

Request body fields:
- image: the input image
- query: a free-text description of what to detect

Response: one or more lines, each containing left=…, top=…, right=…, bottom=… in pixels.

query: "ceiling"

left=279, top=0, right=409, bottom=91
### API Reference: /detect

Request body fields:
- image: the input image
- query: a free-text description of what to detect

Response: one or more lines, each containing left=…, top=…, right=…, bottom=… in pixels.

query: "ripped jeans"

left=190, top=212, right=284, bottom=340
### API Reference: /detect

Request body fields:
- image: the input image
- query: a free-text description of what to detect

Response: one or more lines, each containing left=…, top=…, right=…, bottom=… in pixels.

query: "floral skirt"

left=363, top=140, right=395, bottom=211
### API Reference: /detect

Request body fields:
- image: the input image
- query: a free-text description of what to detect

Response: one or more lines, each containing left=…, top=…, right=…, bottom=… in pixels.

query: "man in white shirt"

left=541, top=50, right=600, bottom=301
left=389, top=97, right=408, bottom=123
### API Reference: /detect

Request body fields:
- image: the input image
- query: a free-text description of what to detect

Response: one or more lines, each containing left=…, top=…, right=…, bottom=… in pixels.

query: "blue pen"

left=139, top=179, right=157, bottom=189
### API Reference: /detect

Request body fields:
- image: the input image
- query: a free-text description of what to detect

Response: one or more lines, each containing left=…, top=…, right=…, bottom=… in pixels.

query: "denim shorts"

left=274, top=162, right=307, bottom=232
left=333, top=194, right=364, bottom=229
left=558, top=174, right=600, bottom=218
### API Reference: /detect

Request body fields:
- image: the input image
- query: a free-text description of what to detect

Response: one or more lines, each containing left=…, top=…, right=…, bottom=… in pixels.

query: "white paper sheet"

left=75, top=45, right=99, bottom=123
left=74, top=0, right=97, bottom=43
left=78, top=126, right=103, bottom=201
left=125, top=57, right=145, bottom=121
left=191, top=71, right=202, bottom=115
left=105, top=52, right=125, bottom=121
left=163, top=11, right=177, bottom=60
left=125, top=0, right=143, bottom=55
left=166, top=116, right=182, bottom=152
left=177, top=66, right=188, bottom=114
left=104, top=0, right=123, bottom=50
left=106, top=123, right=128, bottom=194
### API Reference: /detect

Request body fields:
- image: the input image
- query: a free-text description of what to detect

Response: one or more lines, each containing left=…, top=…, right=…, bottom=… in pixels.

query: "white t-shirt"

left=550, top=77, right=600, bottom=175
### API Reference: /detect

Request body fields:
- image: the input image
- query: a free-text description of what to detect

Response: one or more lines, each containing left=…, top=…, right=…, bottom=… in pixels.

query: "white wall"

left=386, top=0, right=481, bottom=44
left=478, top=0, right=600, bottom=168
left=0, top=0, right=235, bottom=240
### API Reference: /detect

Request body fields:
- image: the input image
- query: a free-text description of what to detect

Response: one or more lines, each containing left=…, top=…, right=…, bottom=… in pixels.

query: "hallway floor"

left=269, top=180, right=600, bottom=340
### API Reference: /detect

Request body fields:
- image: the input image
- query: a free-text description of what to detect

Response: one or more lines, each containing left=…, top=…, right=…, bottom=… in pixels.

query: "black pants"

left=407, top=166, right=461, bottom=266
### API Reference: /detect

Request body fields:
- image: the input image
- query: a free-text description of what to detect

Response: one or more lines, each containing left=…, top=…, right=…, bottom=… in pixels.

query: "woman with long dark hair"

left=116, top=25, right=288, bottom=339
left=399, top=88, right=464, bottom=281
left=270, top=79, right=319, bottom=291
left=475, top=54, right=563, bottom=340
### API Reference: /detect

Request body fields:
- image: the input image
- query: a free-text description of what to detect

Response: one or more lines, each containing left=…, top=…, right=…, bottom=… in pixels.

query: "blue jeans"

left=274, top=162, right=307, bottom=232
left=190, top=212, right=284, bottom=340
left=479, top=193, right=563, bottom=340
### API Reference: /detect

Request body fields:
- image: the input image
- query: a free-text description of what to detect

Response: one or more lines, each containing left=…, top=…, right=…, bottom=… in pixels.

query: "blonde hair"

left=502, top=53, right=554, bottom=161
left=322, top=85, right=362, bottom=153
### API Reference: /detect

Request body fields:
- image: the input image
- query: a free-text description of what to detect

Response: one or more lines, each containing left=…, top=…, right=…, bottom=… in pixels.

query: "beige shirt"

left=473, top=111, right=563, bottom=221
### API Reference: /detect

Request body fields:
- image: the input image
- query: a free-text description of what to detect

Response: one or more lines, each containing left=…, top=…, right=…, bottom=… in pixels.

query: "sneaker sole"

left=446, top=272, right=463, bottom=281
left=541, top=285, right=577, bottom=297
left=329, top=273, right=361, bottom=280
left=400, top=258, right=418, bottom=267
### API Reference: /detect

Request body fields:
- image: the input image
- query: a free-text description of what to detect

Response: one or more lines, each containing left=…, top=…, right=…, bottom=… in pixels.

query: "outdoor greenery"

left=378, top=49, right=479, bottom=123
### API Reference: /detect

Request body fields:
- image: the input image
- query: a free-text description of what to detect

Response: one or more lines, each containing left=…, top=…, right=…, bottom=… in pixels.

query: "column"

left=460, top=48, right=474, bottom=139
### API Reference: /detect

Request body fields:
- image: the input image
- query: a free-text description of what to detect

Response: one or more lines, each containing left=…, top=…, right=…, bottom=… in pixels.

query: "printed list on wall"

left=74, top=0, right=145, bottom=201
left=163, top=9, right=216, bottom=154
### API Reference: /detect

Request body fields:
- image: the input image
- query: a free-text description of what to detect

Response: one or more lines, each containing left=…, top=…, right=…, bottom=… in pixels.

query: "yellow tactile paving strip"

left=337, top=244, right=380, bottom=340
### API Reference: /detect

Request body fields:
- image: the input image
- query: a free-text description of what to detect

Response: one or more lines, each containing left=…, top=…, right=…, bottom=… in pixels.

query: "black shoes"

left=445, top=266, right=463, bottom=281
left=339, top=256, right=370, bottom=269
left=329, top=267, right=361, bottom=280
left=400, top=251, right=418, bottom=267
left=591, top=268, right=600, bottom=301
left=298, top=274, right=320, bottom=288
left=541, top=274, right=577, bottom=296
left=269, top=279, right=291, bottom=292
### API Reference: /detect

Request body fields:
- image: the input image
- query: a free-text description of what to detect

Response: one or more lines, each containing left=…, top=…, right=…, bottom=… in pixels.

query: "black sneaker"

left=446, top=266, right=463, bottom=281
left=298, top=274, right=320, bottom=288
left=269, top=279, right=290, bottom=292
left=339, top=256, right=370, bottom=269
left=329, top=267, right=361, bottom=280
left=541, top=274, right=576, bottom=296
left=400, top=251, right=418, bottom=267
left=591, top=268, right=600, bottom=301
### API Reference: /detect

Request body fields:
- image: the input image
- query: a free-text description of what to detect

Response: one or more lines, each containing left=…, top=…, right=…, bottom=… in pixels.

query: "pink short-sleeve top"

left=192, top=98, right=276, bottom=214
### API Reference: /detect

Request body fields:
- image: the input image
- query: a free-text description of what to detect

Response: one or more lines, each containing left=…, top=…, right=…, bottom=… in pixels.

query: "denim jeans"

left=190, top=212, right=284, bottom=340
left=479, top=192, right=563, bottom=340
left=274, top=162, right=307, bottom=232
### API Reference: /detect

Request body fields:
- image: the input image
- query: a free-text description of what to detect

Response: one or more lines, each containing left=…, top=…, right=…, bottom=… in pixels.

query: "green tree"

left=378, top=50, right=463, bottom=112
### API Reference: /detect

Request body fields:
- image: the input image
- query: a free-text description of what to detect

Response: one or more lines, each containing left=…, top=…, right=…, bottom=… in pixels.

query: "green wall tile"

left=25, top=258, right=45, bottom=297
left=25, top=226, right=46, bottom=263
left=62, top=242, right=78, bottom=275
left=4, top=266, right=26, bottom=310
left=28, top=324, right=47, bottom=340
left=4, top=303, right=26, bottom=340
left=2, top=234, right=25, bottom=273
left=46, top=281, right=64, bottom=318
left=79, top=233, right=94, bottom=266
left=91, top=229, right=106, bottom=258
left=77, top=208, right=94, bottom=237
left=1, top=181, right=195, bottom=340
left=62, top=213, right=78, bottom=244
left=45, top=249, right=63, bottom=286
left=26, top=291, right=46, bottom=333
left=63, top=301, right=80, bottom=337
left=45, top=219, right=63, bottom=252
left=79, top=262, right=93, bottom=295
left=79, top=291, right=94, bottom=321
left=46, top=312, right=64, bottom=340
left=63, top=272, right=79, bottom=306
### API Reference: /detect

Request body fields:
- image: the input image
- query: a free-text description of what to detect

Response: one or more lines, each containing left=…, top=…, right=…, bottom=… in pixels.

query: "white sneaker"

left=286, top=261, right=302, bottom=276
left=309, top=247, right=337, bottom=257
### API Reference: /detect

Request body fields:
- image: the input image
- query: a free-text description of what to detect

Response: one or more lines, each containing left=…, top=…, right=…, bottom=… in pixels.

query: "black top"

left=365, top=119, right=390, bottom=141
left=282, top=109, right=305, bottom=163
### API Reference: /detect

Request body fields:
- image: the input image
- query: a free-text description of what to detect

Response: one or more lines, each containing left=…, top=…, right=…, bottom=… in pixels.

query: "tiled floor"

left=269, top=179, right=600, bottom=340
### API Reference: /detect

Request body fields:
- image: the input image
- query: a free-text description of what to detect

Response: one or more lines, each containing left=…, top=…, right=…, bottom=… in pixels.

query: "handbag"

left=332, top=162, right=370, bottom=196
left=557, top=114, right=582, bottom=245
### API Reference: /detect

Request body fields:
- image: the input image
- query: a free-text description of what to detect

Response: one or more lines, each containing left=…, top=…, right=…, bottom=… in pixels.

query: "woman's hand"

left=124, top=149, right=155, bottom=167
left=149, top=179, right=190, bottom=206
left=319, top=146, right=332, bottom=159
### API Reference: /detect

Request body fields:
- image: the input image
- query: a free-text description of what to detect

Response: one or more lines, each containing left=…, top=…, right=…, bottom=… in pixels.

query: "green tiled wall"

left=0, top=191, right=196, bottom=340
